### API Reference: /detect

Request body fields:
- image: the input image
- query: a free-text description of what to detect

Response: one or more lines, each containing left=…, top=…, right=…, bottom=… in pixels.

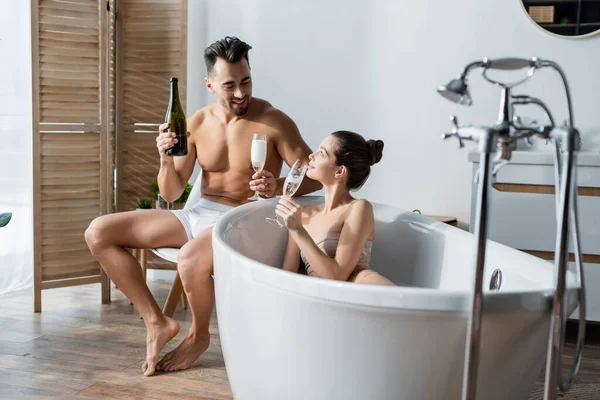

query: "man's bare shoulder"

left=187, top=106, right=221, bottom=143
left=252, top=98, right=297, bottom=134
left=187, top=105, right=216, bottom=130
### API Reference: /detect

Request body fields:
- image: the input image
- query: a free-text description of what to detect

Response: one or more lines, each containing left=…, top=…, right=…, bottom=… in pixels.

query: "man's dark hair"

left=204, top=36, right=252, bottom=77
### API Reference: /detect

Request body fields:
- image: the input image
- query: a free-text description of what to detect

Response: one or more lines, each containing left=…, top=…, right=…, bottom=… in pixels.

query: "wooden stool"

left=426, top=215, right=458, bottom=227
left=413, top=209, right=458, bottom=227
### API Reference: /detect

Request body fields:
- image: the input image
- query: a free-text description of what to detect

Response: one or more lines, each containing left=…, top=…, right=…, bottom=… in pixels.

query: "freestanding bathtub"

left=212, top=196, right=579, bottom=400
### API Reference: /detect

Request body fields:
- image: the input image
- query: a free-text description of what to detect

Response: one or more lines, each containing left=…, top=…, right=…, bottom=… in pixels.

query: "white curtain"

left=0, top=1, right=33, bottom=296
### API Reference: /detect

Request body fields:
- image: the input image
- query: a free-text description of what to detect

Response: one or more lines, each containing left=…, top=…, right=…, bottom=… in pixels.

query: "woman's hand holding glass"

left=266, top=160, right=308, bottom=227
left=275, top=196, right=303, bottom=231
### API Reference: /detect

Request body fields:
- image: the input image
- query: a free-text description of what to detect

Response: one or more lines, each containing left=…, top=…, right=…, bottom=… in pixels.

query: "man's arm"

left=156, top=111, right=201, bottom=202
left=272, top=112, right=322, bottom=196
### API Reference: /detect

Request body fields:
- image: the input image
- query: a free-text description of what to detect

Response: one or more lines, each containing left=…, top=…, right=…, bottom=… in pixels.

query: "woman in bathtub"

left=275, top=130, right=394, bottom=285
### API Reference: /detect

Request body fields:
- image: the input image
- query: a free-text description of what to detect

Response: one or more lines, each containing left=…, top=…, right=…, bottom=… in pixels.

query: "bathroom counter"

left=467, top=150, right=600, bottom=167
left=469, top=150, right=600, bottom=322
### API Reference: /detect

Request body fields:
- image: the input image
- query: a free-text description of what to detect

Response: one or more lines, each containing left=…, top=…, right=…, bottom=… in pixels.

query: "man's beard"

left=231, top=105, right=249, bottom=116
left=228, top=97, right=249, bottom=116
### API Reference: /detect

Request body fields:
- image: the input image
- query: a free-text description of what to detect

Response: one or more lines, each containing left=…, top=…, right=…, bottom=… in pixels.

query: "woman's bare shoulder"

left=345, top=199, right=375, bottom=239
left=349, top=198, right=373, bottom=214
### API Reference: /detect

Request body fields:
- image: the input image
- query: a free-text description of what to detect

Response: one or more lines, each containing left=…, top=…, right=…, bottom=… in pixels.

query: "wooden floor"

left=0, top=282, right=599, bottom=399
left=0, top=282, right=232, bottom=399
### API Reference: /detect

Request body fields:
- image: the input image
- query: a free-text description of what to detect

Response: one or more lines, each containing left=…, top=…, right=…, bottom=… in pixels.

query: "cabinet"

left=523, top=0, right=600, bottom=36
left=469, top=151, right=600, bottom=322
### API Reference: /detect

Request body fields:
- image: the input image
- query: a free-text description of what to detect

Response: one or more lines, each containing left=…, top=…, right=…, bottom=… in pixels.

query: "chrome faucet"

left=438, top=57, right=586, bottom=400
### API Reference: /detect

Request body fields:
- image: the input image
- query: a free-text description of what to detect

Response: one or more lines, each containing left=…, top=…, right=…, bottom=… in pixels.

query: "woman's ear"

left=335, top=165, right=347, bottom=179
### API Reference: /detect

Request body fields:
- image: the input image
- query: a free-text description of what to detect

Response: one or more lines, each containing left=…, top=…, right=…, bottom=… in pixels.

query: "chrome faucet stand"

left=438, top=57, right=586, bottom=400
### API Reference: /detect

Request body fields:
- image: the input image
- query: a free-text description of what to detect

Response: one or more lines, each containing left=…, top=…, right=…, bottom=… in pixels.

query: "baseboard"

left=147, top=269, right=176, bottom=283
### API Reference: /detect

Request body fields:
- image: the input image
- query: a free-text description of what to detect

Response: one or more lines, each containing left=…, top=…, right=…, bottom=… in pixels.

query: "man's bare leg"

left=85, top=210, right=189, bottom=376
left=156, top=227, right=214, bottom=372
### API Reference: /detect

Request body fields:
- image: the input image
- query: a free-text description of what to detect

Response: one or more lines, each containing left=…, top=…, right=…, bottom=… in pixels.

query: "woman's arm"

left=282, top=231, right=301, bottom=273
left=330, top=200, right=375, bottom=281
left=277, top=197, right=374, bottom=281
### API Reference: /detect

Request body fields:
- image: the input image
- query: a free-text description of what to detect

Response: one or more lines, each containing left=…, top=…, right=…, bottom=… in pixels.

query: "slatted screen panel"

left=103, top=0, right=116, bottom=302
left=115, top=0, right=187, bottom=213
left=32, top=0, right=115, bottom=311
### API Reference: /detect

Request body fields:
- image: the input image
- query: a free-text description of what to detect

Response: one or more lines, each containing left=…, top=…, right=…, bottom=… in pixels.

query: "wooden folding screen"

left=31, top=0, right=186, bottom=311
left=115, top=0, right=187, bottom=271
left=115, top=0, right=187, bottom=212
left=31, top=0, right=116, bottom=311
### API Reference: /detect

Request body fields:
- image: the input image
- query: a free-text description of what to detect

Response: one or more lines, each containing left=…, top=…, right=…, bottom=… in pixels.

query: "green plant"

left=177, top=183, right=192, bottom=204
left=136, top=199, right=153, bottom=209
left=149, top=180, right=193, bottom=204
left=0, top=212, right=12, bottom=228
left=148, top=180, right=160, bottom=199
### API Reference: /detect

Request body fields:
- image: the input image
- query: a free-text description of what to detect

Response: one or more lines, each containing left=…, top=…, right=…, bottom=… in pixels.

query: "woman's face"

left=306, top=135, right=340, bottom=184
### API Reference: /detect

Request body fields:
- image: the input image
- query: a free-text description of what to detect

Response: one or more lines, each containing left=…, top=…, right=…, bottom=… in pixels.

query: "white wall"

left=187, top=0, right=600, bottom=227
left=0, top=1, right=33, bottom=294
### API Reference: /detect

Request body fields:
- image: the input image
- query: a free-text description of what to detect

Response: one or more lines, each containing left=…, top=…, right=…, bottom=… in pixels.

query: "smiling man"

left=85, top=36, right=321, bottom=376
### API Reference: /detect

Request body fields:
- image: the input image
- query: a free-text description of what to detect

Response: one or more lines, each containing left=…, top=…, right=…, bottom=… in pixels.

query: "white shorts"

left=170, top=198, right=235, bottom=241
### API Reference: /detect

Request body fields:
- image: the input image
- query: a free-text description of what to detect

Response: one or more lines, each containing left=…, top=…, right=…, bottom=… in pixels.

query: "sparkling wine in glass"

left=266, top=160, right=308, bottom=227
left=248, top=133, right=267, bottom=200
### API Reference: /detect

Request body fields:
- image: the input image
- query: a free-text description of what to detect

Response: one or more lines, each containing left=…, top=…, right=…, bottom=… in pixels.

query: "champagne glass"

left=265, top=160, right=308, bottom=227
left=248, top=133, right=267, bottom=200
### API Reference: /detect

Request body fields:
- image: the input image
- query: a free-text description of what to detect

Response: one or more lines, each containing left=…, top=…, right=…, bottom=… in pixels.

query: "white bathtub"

left=212, top=196, right=578, bottom=400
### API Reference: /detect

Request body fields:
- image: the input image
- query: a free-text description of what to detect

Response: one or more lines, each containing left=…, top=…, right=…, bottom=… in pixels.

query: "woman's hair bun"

left=366, top=139, right=384, bottom=165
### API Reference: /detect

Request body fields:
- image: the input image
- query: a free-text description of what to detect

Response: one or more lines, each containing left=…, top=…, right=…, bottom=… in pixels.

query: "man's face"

left=205, top=58, right=252, bottom=116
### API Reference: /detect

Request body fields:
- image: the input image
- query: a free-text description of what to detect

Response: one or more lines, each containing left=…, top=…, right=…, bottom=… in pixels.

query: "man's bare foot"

left=156, top=331, right=210, bottom=372
left=141, top=317, right=180, bottom=376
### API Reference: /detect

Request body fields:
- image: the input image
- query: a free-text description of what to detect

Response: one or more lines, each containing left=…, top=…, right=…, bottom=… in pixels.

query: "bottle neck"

left=170, top=81, right=179, bottom=102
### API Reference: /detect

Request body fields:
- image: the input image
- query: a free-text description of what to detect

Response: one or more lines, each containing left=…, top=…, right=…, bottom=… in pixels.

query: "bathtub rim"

left=212, top=197, right=579, bottom=313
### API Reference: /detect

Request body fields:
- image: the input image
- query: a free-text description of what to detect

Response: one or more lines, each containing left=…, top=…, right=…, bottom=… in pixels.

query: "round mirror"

left=521, top=0, right=600, bottom=38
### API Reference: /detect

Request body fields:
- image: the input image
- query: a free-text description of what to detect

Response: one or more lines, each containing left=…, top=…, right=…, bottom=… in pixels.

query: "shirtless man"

left=85, top=36, right=321, bottom=376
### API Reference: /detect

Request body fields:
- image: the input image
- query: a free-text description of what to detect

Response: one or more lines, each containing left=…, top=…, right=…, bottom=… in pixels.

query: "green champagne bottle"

left=164, top=77, right=187, bottom=156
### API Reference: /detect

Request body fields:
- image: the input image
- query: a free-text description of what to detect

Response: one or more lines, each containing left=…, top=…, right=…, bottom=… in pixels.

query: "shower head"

left=437, top=58, right=540, bottom=107
left=437, top=76, right=472, bottom=106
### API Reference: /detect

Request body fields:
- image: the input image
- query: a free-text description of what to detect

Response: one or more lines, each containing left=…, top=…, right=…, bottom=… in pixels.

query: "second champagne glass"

left=265, top=160, right=308, bottom=227
left=248, top=133, right=267, bottom=200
